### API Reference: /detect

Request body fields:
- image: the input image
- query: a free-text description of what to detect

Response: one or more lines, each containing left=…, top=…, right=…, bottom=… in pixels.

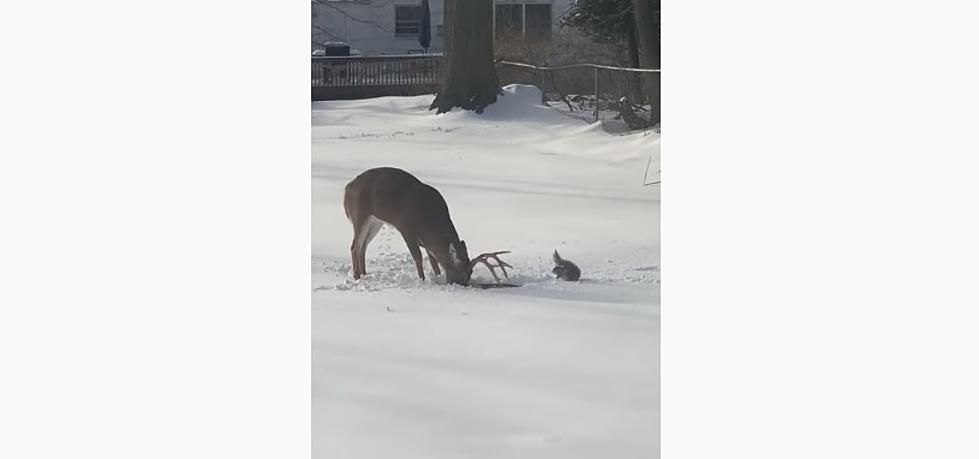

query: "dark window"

left=525, top=4, right=552, bottom=41
left=495, top=4, right=551, bottom=41
left=395, top=6, right=423, bottom=37
left=495, top=4, right=523, bottom=39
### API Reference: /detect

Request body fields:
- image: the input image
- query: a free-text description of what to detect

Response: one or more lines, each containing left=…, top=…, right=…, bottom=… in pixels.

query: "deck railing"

left=312, top=54, right=442, bottom=91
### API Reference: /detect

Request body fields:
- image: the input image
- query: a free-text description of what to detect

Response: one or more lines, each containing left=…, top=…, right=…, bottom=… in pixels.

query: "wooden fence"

left=312, top=54, right=442, bottom=101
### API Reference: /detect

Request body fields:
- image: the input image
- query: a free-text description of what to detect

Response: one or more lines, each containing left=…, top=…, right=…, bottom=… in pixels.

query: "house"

left=312, top=0, right=576, bottom=55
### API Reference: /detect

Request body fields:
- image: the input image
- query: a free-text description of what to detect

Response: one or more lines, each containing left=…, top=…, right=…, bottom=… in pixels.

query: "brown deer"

left=343, top=167, right=512, bottom=286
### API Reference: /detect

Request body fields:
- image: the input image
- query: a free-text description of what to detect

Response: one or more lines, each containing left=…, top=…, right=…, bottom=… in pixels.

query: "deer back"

left=344, top=167, right=460, bottom=244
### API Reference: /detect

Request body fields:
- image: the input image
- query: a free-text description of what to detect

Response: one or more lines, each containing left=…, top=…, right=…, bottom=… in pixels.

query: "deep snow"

left=313, top=85, right=660, bottom=458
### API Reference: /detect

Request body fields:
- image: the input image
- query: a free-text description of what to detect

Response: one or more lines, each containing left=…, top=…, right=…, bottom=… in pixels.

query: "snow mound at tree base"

left=434, top=84, right=584, bottom=126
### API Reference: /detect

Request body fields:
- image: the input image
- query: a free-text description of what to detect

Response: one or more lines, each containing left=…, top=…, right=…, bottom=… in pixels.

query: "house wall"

left=312, top=0, right=445, bottom=55
left=312, top=0, right=575, bottom=55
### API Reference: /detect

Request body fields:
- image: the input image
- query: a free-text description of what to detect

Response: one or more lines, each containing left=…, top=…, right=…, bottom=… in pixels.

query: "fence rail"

left=496, top=60, right=660, bottom=73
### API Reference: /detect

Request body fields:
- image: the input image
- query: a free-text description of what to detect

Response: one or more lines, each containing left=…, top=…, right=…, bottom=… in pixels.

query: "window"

left=525, top=4, right=552, bottom=41
left=495, top=4, right=523, bottom=39
left=495, top=3, right=552, bottom=41
left=395, top=6, right=423, bottom=37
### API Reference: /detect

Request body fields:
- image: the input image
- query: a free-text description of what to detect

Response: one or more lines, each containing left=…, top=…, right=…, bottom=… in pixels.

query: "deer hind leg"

left=401, top=233, right=426, bottom=281
left=355, top=216, right=384, bottom=278
left=426, top=249, right=441, bottom=276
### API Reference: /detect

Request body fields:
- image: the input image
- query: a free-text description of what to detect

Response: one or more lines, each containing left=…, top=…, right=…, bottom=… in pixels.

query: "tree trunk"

left=632, top=0, right=660, bottom=125
left=627, top=25, right=644, bottom=104
left=627, top=26, right=641, bottom=69
left=430, top=0, right=500, bottom=114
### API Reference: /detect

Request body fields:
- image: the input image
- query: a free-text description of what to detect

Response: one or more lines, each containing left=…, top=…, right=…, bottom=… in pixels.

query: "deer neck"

left=421, top=232, right=466, bottom=266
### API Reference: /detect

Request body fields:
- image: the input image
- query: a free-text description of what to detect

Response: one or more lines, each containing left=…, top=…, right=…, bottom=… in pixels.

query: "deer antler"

left=469, top=250, right=513, bottom=284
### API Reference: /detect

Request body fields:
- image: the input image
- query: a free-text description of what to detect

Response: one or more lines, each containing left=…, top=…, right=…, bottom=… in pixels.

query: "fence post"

left=593, top=67, right=600, bottom=122
left=538, top=70, right=545, bottom=103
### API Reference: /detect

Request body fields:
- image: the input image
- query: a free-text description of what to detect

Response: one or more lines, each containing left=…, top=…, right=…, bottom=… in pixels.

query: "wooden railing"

left=312, top=54, right=443, bottom=100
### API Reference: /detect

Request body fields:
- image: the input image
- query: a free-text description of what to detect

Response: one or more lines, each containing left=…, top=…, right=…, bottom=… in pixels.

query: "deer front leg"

left=426, top=249, right=442, bottom=276
left=401, top=233, right=426, bottom=281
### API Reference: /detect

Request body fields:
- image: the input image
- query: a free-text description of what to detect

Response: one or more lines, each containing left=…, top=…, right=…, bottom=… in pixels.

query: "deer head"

left=431, top=238, right=473, bottom=285
left=419, top=239, right=513, bottom=287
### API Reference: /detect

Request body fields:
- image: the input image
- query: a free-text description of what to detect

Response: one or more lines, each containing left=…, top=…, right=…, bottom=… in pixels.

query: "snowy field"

left=312, top=85, right=660, bottom=458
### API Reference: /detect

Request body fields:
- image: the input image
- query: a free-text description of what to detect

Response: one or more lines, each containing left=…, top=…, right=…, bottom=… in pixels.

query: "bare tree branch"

left=312, top=0, right=395, bottom=34
left=312, top=23, right=344, bottom=44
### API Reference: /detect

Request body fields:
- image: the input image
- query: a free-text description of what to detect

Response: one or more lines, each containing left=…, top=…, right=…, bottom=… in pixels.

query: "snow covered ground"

left=312, top=85, right=660, bottom=458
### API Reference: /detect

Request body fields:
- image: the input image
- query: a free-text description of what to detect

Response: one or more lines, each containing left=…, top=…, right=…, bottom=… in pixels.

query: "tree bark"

left=430, top=0, right=500, bottom=114
left=627, top=26, right=641, bottom=69
left=632, top=0, right=660, bottom=125
left=627, top=24, right=644, bottom=104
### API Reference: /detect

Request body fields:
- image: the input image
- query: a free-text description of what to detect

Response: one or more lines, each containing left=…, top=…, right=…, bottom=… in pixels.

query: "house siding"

left=312, top=0, right=574, bottom=55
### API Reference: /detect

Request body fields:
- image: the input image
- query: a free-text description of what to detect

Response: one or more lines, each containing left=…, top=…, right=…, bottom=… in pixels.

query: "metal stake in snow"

left=643, top=153, right=661, bottom=186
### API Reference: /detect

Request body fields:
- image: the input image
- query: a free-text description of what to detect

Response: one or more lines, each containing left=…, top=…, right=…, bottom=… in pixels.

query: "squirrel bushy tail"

left=552, top=250, right=581, bottom=281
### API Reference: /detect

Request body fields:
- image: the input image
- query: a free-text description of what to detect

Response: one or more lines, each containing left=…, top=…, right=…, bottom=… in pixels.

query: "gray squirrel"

left=552, top=250, right=581, bottom=281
